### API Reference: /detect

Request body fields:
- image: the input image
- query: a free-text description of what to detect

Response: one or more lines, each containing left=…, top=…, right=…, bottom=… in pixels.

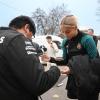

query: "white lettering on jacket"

left=25, top=40, right=37, bottom=55
left=0, top=36, right=5, bottom=43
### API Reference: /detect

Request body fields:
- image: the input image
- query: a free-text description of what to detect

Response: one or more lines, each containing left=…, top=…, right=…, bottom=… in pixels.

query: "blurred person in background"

left=46, top=35, right=59, bottom=69
left=87, top=28, right=98, bottom=46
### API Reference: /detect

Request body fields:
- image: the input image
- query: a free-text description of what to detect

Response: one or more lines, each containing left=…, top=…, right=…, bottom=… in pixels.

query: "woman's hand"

left=59, top=66, right=71, bottom=75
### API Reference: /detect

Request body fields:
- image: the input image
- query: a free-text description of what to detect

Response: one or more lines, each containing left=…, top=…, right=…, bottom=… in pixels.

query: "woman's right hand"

left=59, top=66, right=71, bottom=75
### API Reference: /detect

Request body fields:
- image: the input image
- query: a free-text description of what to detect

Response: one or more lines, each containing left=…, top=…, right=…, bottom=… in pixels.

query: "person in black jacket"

left=0, top=15, right=62, bottom=100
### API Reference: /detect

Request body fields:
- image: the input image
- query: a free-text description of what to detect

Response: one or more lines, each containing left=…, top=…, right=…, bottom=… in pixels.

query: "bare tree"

left=47, top=4, right=70, bottom=35
left=32, top=8, right=48, bottom=35
left=32, top=4, right=70, bottom=35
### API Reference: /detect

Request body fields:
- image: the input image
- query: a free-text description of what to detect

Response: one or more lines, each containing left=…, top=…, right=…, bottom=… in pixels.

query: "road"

left=40, top=66, right=100, bottom=100
left=40, top=75, right=69, bottom=100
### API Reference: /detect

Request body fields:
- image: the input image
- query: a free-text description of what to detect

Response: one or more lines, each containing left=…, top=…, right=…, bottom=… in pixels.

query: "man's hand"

left=41, top=54, right=50, bottom=62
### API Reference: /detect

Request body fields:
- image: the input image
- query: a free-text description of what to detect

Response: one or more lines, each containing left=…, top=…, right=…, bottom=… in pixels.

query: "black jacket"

left=68, top=55, right=99, bottom=94
left=0, top=27, right=60, bottom=100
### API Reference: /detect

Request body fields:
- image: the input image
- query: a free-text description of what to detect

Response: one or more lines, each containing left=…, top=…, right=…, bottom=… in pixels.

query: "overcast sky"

left=0, top=0, right=100, bottom=34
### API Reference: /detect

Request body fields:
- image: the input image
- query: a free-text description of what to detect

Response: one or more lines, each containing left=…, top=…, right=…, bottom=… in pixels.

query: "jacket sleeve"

left=81, top=35, right=98, bottom=59
left=4, top=35, right=60, bottom=96
left=50, top=57, right=67, bottom=65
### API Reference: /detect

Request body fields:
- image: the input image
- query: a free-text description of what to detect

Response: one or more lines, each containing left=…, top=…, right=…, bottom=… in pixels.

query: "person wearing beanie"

left=41, top=15, right=99, bottom=100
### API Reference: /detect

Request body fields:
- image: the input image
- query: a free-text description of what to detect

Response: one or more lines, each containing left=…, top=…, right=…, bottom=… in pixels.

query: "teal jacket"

left=62, top=33, right=98, bottom=62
